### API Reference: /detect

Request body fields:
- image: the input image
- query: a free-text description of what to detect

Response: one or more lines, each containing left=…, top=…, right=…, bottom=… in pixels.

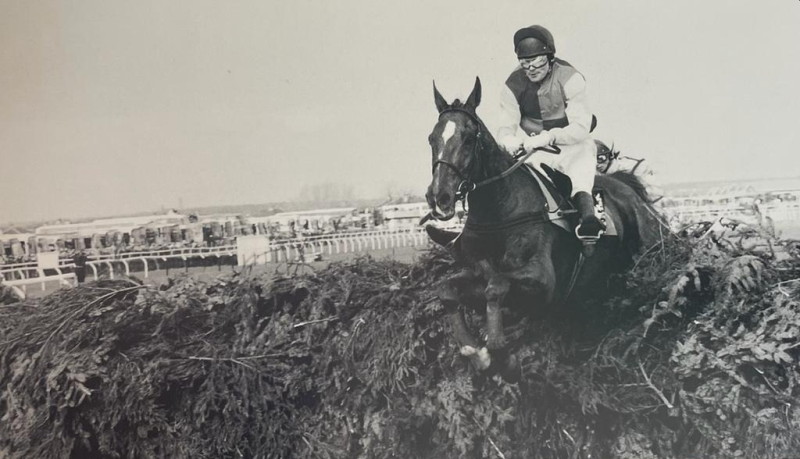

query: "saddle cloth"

left=522, top=163, right=618, bottom=237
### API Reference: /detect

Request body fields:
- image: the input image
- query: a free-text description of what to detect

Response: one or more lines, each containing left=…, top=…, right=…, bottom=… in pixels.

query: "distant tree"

left=382, top=181, right=418, bottom=204
left=298, top=182, right=355, bottom=205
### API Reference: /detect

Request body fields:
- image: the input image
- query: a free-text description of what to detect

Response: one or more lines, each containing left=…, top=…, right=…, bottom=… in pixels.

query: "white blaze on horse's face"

left=428, top=117, right=466, bottom=220
left=437, top=121, right=457, bottom=160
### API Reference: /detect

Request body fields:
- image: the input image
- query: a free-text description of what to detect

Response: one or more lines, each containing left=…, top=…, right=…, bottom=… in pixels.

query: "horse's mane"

left=606, top=170, right=651, bottom=203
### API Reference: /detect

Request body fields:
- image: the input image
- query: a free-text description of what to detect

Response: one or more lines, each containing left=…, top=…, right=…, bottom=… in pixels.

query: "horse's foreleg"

left=474, top=259, right=513, bottom=351
left=451, top=307, right=492, bottom=370
left=438, top=270, right=490, bottom=370
left=485, top=275, right=511, bottom=351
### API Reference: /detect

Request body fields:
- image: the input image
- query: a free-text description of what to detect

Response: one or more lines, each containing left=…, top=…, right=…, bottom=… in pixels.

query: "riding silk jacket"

left=496, top=58, right=597, bottom=196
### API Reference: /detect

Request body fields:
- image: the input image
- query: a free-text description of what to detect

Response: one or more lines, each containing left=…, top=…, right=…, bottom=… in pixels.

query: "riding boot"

left=573, top=191, right=605, bottom=239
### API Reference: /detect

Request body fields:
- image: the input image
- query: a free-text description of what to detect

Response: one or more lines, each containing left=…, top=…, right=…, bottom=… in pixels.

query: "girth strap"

left=463, top=210, right=552, bottom=233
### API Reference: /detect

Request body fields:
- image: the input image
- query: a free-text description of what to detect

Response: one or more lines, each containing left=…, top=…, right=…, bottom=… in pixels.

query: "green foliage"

left=1, top=222, right=800, bottom=458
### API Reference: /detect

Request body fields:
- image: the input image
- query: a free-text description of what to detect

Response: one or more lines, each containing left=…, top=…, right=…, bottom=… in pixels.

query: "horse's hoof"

left=460, top=345, right=491, bottom=370
left=475, top=347, right=491, bottom=370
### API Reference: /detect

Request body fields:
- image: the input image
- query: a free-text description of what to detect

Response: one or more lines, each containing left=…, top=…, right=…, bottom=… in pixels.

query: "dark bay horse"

left=425, top=77, right=664, bottom=372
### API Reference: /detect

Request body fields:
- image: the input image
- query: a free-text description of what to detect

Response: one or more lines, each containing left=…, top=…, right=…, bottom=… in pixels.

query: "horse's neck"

left=467, top=140, right=546, bottom=221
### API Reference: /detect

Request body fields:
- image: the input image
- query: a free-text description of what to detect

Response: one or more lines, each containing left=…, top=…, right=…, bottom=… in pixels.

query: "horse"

left=425, top=77, right=665, bottom=373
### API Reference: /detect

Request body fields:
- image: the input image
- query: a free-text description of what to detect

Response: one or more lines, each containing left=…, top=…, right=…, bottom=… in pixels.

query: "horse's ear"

left=433, top=81, right=448, bottom=113
left=465, top=76, right=481, bottom=109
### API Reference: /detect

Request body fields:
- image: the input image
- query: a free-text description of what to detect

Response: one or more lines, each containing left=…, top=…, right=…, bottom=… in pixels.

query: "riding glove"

left=523, top=130, right=555, bottom=153
left=499, top=135, right=524, bottom=154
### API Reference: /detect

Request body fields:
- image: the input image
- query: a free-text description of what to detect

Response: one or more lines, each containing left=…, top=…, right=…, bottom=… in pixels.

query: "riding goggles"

left=519, top=55, right=549, bottom=69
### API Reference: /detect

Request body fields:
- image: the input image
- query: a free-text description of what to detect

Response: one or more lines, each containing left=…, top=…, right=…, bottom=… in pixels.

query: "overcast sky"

left=2, top=0, right=799, bottom=224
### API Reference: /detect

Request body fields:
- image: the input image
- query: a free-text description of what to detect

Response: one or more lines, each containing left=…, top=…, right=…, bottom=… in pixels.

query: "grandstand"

left=659, top=176, right=800, bottom=226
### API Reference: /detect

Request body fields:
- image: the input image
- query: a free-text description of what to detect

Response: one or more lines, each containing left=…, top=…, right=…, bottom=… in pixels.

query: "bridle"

left=431, top=107, right=484, bottom=201
left=431, top=107, right=560, bottom=203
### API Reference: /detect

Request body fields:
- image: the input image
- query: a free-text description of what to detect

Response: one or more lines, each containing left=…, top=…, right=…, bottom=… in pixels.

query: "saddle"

left=423, top=164, right=617, bottom=249
left=523, top=163, right=618, bottom=237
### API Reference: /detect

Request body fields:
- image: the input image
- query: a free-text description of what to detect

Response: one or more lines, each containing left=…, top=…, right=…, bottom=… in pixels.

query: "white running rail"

left=1, top=228, right=433, bottom=288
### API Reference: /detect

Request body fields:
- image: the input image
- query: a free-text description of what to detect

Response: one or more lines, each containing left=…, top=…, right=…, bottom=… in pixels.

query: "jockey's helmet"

left=595, top=140, right=613, bottom=159
left=513, top=25, right=556, bottom=58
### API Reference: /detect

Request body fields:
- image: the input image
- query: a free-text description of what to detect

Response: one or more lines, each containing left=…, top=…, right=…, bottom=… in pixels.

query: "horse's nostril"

left=437, top=192, right=452, bottom=207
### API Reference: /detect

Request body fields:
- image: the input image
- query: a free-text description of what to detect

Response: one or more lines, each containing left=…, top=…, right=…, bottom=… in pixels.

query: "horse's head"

left=426, top=77, right=483, bottom=221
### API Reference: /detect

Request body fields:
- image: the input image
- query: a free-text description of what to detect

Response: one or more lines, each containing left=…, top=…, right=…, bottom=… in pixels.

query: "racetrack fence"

left=1, top=228, right=432, bottom=299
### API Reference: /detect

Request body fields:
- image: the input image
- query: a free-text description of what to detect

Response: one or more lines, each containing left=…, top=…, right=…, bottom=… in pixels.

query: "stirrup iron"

left=575, top=225, right=604, bottom=256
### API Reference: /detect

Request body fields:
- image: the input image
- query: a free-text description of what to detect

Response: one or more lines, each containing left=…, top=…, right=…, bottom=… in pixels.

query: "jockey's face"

left=596, top=153, right=610, bottom=173
left=519, top=55, right=550, bottom=82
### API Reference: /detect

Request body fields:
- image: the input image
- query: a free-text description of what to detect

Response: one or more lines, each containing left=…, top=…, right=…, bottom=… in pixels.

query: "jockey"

left=595, top=139, right=663, bottom=202
left=496, top=25, right=604, bottom=238
left=595, top=139, right=620, bottom=174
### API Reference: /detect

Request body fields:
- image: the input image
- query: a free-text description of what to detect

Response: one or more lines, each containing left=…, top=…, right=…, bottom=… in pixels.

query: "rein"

left=432, top=107, right=561, bottom=202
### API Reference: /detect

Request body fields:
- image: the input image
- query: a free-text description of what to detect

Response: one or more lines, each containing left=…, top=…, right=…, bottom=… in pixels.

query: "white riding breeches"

left=525, top=137, right=596, bottom=197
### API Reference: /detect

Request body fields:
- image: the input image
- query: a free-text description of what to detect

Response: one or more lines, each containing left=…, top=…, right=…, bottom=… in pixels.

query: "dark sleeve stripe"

left=543, top=117, right=569, bottom=130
